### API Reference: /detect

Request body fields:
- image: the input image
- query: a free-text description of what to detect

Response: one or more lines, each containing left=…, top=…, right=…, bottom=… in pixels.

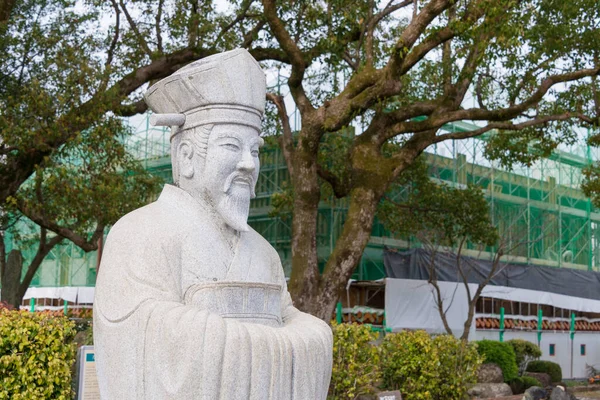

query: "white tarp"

left=0, top=286, right=95, bottom=303
left=385, top=278, right=475, bottom=337
left=385, top=278, right=600, bottom=333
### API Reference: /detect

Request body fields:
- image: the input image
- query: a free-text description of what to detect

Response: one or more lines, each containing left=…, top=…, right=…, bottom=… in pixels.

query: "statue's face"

left=200, top=124, right=260, bottom=232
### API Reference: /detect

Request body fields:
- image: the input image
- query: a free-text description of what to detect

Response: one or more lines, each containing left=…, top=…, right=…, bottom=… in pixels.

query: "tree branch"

left=266, top=92, right=295, bottom=175
left=592, top=69, right=600, bottom=119
left=188, top=1, right=199, bottom=47
left=376, top=0, right=413, bottom=26
left=114, top=99, right=148, bottom=117
left=441, top=6, right=455, bottom=96
left=450, top=33, right=489, bottom=108
left=241, top=20, right=266, bottom=49
left=364, top=0, right=376, bottom=66
left=398, top=1, right=487, bottom=76
left=364, top=0, right=414, bottom=65
left=368, top=100, right=439, bottom=146
left=0, top=38, right=344, bottom=205
left=0, top=0, right=17, bottom=26
left=262, top=0, right=313, bottom=113
left=381, top=67, right=600, bottom=141
left=455, top=237, right=471, bottom=303
left=107, top=0, right=121, bottom=68
left=321, top=1, right=484, bottom=134
left=18, top=232, right=64, bottom=300
left=317, top=163, right=350, bottom=198
left=425, top=244, right=454, bottom=336
left=99, top=0, right=121, bottom=93
left=508, top=58, right=557, bottom=106
left=216, top=0, right=255, bottom=45
left=386, top=0, right=453, bottom=76
left=16, top=197, right=104, bottom=252
left=119, top=0, right=153, bottom=58
left=342, top=50, right=359, bottom=71
left=434, top=112, right=586, bottom=143
left=0, top=231, right=5, bottom=287
left=155, top=0, right=164, bottom=54
left=0, top=145, right=18, bottom=155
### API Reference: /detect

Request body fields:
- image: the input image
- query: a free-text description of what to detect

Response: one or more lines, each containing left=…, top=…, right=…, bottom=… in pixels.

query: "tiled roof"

left=475, top=317, right=600, bottom=331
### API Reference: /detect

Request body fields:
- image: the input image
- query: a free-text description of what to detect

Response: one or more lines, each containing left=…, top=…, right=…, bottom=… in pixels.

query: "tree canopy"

left=1, top=0, right=599, bottom=318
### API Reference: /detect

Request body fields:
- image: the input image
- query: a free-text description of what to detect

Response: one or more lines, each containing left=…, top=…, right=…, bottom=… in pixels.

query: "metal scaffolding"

left=8, top=113, right=600, bottom=288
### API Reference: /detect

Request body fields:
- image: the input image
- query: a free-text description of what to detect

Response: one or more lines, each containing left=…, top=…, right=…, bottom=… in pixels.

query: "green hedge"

left=476, top=340, right=519, bottom=382
left=526, top=360, right=562, bottom=383
left=509, top=376, right=542, bottom=394
left=329, top=323, right=381, bottom=400
left=381, top=330, right=483, bottom=400
left=0, top=309, right=76, bottom=400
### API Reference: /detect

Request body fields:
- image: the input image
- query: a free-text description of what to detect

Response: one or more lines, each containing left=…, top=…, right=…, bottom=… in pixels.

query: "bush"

left=476, top=340, right=519, bottom=382
left=526, top=360, right=562, bottom=383
left=328, top=323, right=381, bottom=400
left=381, top=330, right=483, bottom=400
left=522, top=375, right=542, bottom=388
left=507, top=339, right=542, bottom=374
left=0, top=309, right=76, bottom=399
left=509, top=376, right=542, bottom=394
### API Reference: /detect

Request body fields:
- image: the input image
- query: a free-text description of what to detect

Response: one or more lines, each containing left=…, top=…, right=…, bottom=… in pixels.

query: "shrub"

left=507, top=339, right=542, bottom=374
left=509, top=376, right=542, bottom=394
left=522, top=375, right=542, bottom=389
left=381, top=330, right=482, bottom=400
left=0, top=309, right=76, bottom=399
left=476, top=340, right=519, bottom=382
left=328, top=323, right=381, bottom=400
left=526, top=360, right=562, bottom=383
left=508, top=377, right=524, bottom=394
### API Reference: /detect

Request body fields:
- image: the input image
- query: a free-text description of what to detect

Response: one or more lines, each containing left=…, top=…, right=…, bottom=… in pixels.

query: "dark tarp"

left=384, top=248, right=600, bottom=301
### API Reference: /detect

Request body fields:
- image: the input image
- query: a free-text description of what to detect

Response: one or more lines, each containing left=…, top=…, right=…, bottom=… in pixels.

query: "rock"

left=525, top=372, right=552, bottom=388
left=376, top=391, right=402, bottom=400
left=478, top=363, right=505, bottom=383
left=357, top=391, right=403, bottom=400
left=523, top=386, right=548, bottom=400
left=549, top=386, right=570, bottom=400
left=468, top=383, right=513, bottom=398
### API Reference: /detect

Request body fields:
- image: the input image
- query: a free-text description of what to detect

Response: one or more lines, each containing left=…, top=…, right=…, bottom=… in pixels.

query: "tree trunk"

left=287, top=144, right=322, bottom=312
left=303, top=187, right=380, bottom=321
left=1, top=250, right=23, bottom=308
left=460, top=301, right=476, bottom=341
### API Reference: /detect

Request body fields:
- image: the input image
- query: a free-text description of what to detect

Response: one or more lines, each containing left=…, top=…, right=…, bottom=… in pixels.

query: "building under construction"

left=5, top=114, right=600, bottom=378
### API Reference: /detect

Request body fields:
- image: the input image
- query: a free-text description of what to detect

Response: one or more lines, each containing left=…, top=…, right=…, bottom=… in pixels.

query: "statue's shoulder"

left=107, top=199, right=182, bottom=243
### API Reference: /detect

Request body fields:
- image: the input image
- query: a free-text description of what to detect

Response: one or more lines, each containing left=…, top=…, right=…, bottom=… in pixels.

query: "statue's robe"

left=93, top=185, right=333, bottom=400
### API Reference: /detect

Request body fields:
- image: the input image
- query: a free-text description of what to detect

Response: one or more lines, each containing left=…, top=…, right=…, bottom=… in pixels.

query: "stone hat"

left=144, top=49, right=266, bottom=139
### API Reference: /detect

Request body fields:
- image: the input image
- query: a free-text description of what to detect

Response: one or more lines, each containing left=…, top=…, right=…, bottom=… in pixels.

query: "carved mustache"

left=223, top=172, right=255, bottom=197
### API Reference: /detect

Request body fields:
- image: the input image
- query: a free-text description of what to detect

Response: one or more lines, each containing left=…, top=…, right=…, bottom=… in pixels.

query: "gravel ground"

left=577, top=393, right=600, bottom=399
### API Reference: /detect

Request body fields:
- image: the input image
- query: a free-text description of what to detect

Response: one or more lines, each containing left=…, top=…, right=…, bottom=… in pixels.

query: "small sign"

left=76, top=346, right=100, bottom=400
left=377, top=390, right=403, bottom=400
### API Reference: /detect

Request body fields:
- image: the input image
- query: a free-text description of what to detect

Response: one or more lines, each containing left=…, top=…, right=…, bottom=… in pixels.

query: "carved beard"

left=216, top=172, right=256, bottom=232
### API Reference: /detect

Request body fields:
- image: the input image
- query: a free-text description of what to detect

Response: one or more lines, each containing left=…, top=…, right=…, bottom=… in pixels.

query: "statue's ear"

left=178, top=140, right=194, bottom=179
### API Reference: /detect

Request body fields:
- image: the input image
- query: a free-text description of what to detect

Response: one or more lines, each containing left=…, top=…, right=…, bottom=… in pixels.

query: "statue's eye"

left=223, top=143, right=240, bottom=151
left=251, top=149, right=259, bottom=157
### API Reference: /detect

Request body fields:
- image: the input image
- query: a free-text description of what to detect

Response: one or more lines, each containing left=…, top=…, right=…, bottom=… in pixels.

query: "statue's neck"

left=181, top=185, right=241, bottom=246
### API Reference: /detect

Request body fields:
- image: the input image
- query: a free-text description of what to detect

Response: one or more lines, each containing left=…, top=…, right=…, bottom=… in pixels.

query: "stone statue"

left=93, top=49, right=333, bottom=400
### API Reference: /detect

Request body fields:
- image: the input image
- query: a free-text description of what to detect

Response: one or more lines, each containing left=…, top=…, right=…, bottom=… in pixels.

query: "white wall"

left=386, top=279, right=600, bottom=379
left=474, top=330, right=600, bottom=379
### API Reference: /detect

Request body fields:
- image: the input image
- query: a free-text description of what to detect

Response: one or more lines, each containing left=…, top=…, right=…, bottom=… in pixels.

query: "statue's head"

left=144, top=49, right=266, bottom=232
